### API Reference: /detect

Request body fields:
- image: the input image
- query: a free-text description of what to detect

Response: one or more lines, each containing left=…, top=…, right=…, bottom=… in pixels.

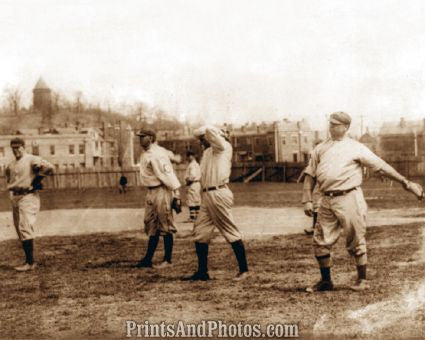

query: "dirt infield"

left=0, top=223, right=424, bottom=339
left=1, top=180, right=425, bottom=339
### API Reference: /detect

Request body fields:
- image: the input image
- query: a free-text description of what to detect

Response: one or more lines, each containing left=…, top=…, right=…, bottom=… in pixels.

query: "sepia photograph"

left=1, top=0, right=425, bottom=339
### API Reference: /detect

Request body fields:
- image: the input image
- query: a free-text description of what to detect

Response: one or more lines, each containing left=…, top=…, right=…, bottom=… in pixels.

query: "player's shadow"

left=84, top=260, right=137, bottom=269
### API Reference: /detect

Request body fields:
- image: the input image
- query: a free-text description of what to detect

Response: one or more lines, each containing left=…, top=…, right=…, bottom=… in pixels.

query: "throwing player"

left=183, top=126, right=249, bottom=281
left=5, top=137, right=54, bottom=271
left=303, top=112, right=423, bottom=292
left=135, top=129, right=181, bottom=269
left=184, top=150, right=201, bottom=223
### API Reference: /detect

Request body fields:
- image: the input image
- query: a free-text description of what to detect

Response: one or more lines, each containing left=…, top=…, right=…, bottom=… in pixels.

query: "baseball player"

left=303, top=112, right=423, bottom=292
left=182, top=126, right=249, bottom=281
left=135, top=129, right=182, bottom=269
left=184, top=150, right=201, bottom=223
left=5, top=137, right=54, bottom=271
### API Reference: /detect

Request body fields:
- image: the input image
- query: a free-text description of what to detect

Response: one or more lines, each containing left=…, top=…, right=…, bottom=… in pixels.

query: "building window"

left=282, top=137, right=286, bottom=145
left=255, top=138, right=260, bottom=146
left=80, top=162, right=85, bottom=168
left=32, top=145, right=39, bottom=155
left=50, top=145, right=55, bottom=155
left=111, top=158, right=114, bottom=167
left=291, top=136, right=298, bottom=144
left=0, top=147, right=4, bottom=157
left=69, top=145, right=75, bottom=155
left=293, top=153, right=298, bottom=162
left=79, top=144, right=85, bottom=154
left=95, top=141, right=99, bottom=149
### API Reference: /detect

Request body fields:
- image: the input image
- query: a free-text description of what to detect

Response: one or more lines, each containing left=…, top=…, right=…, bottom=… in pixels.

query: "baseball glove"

left=403, top=180, right=424, bottom=200
left=171, top=197, right=182, bottom=214
left=31, top=175, right=44, bottom=191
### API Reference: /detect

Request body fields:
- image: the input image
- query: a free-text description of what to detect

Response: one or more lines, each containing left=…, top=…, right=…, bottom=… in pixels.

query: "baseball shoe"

left=233, top=271, right=250, bottom=281
left=154, top=261, right=172, bottom=269
left=304, top=227, right=314, bottom=235
left=14, top=263, right=37, bottom=272
left=306, top=280, right=334, bottom=293
left=134, top=259, right=153, bottom=268
left=181, top=272, right=210, bottom=281
left=349, top=279, right=370, bottom=292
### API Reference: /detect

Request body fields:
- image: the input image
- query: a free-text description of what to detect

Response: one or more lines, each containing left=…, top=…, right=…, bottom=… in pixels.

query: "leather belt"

left=203, top=184, right=227, bottom=192
left=324, top=187, right=356, bottom=197
left=10, top=187, right=34, bottom=196
left=147, top=184, right=162, bottom=190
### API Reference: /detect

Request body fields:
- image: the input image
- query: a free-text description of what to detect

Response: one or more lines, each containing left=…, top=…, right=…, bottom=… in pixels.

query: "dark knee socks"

left=357, top=265, right=367, bottom=280
left=231, top=240, right=248, bottom=273
left=163, top=234, right=173, bottom=263
left=22, top=239, right=34, bottom=265
left=195, top=242, right=209, bottom=275
left=142, top=234, right=160, bottom=263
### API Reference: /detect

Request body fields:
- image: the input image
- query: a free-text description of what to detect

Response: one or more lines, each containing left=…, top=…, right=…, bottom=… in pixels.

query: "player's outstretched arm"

left=302, top=174, right=316, bottom=216
left=377, top=163, right=424, bottom=200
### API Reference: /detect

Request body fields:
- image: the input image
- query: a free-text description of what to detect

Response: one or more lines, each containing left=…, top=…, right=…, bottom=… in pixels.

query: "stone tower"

left=33, top=78, right=52, bottom=126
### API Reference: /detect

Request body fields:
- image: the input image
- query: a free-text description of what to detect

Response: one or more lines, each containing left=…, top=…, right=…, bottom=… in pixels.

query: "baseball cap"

left=10, top=137, right=25, bottom=147
left=329, top=112, right=352, bottom=126
left=136, top=128, right=156, bottom=138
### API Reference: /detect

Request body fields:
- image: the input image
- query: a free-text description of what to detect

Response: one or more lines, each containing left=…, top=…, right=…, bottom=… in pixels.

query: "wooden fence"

left=0, top=162, right=308, bottom=191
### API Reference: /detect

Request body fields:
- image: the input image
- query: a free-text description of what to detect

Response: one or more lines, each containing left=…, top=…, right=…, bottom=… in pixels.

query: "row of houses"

left=0, top=122, right=135, bottom=172
left=158, top=119, right=326, bottom=164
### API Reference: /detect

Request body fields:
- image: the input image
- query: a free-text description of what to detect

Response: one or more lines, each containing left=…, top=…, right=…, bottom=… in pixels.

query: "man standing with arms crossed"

left=135, top=129, right=182, bottom=269
left=184, top=150, right=201, bottom=223
left=5, top=137, right=54, bottom=271
left=183, top=126, right=249, bottom=281
left=303, top=112, right=423, bottom=292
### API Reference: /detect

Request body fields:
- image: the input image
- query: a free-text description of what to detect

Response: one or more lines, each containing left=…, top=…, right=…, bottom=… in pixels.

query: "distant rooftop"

left=33, top=77, right=50, bottom=90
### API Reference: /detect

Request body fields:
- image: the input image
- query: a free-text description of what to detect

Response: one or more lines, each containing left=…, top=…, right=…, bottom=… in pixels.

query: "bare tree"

left=4, top=86, right=22, bottom=115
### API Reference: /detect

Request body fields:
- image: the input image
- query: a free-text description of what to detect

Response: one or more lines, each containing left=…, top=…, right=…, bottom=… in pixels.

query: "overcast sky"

left=1, top=0, right=425, bottom=134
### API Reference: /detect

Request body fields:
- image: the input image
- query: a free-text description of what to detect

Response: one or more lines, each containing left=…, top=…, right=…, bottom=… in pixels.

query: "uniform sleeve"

left=205, top=126, right=227, bottom=152
left=31, top=156, right=55, bottom=176
left=150, top=156, right=181, bottom=190
left=356, top=144, right=386, bottom=171
left=304, top=148, right=319, bottom=178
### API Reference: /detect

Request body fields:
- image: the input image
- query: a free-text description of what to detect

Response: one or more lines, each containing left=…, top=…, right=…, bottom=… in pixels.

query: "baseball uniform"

left=193, top=127, right=242, bottom=243
left=6, top=148, right=54, bottom=271
left=184, top=158, right=202, bottom=221
left=183, top=126, right=248, bottom=281
left=139, top=143, right=181, bottom=236
left=304, top=137, right=386, bottom=265
left=6, top=153, right=54, bottom=241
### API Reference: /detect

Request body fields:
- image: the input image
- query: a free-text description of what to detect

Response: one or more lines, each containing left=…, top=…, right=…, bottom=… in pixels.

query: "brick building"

left=0, top=125, right=135, bottom=172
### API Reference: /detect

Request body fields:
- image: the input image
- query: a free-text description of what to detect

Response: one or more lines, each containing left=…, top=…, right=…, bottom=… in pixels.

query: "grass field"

left=0, top=180, right=425, bottom=339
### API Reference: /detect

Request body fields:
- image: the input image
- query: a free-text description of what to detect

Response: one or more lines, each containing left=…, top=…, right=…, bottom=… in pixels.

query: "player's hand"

left=303, top=202, right=314, bottom=217
left=403, top=180, right=424, bottom=200
left=171, top=197, right=182, bottom=214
